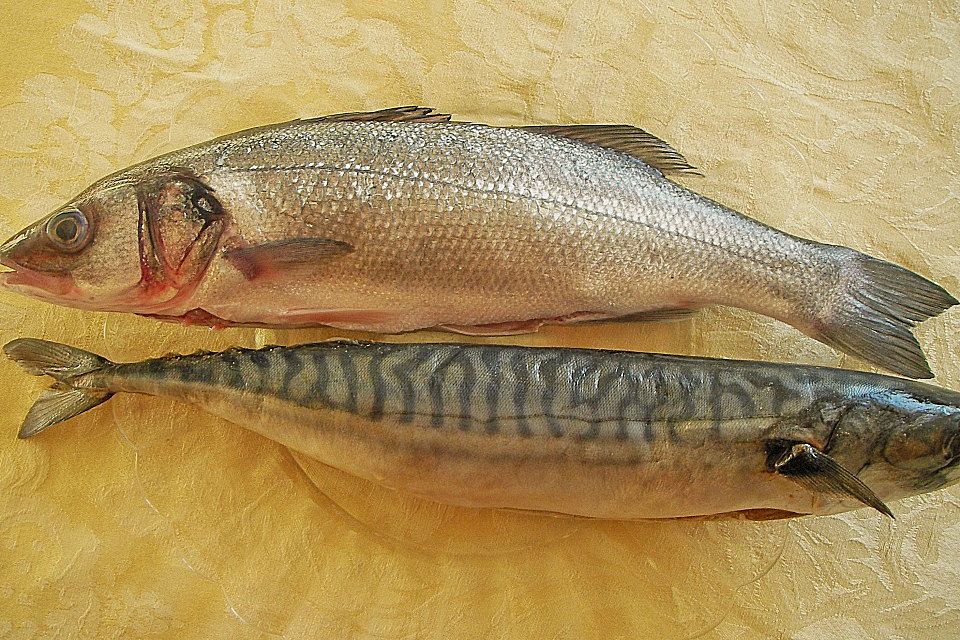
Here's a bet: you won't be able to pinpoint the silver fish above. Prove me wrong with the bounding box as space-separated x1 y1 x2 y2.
0 106 954 377
8 337 960 520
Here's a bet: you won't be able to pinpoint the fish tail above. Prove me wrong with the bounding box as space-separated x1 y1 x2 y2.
810 252 957 379
4 338 114 438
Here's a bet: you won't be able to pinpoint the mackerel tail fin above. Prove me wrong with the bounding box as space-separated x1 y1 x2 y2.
813 253 957 379
4 338 114 438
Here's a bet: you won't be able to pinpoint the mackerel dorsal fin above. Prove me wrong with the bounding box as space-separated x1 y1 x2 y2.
310 105 453 124
770 442 894 518
520 124 701 176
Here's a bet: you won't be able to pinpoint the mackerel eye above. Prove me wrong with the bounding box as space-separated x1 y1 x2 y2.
45 208 90 252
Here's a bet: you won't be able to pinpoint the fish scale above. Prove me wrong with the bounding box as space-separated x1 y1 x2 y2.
0 107 955 377
10 337 960 520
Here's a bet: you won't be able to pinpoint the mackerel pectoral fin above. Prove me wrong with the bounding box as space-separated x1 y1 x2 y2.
223 237 354 280
770 442 894 518
520 124 701 176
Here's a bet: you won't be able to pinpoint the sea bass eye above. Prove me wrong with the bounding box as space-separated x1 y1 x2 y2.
45 208 89 252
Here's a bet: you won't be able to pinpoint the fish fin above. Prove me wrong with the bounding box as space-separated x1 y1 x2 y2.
441 309 697 336
440 320 546 336
729 508 805 521
521 124 701 176
812 254 957 379
770 442 894 518
4 338 115 438
223 237 354 280
498 506 595 520
16 387 112 438
4 338 109 382
597 308 697 323
307 105 454 124
670 508 805 522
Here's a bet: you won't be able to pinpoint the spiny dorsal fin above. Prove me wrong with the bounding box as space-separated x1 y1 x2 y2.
302 108 699 175
520 124 701 176
770 442 894 518
310 106 453 124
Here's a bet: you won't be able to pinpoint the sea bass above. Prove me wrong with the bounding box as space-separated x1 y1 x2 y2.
8 338 960 520
0 106 954 378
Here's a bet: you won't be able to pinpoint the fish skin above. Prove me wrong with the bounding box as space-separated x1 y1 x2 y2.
0 107 955 377
7 338 960 520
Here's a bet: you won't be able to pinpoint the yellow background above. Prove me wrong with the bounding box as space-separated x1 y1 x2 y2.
2 1 959 637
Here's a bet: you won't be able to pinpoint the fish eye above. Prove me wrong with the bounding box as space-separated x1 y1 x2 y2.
45 208 90 252
192 192 217 217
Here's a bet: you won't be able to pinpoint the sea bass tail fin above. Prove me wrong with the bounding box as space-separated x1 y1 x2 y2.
4 338 114 438
814 253 957 379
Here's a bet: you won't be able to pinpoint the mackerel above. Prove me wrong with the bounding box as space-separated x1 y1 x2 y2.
8 338 960 519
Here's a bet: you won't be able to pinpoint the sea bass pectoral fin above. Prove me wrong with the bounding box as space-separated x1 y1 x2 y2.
520 124 701 176
813 253 957 379
223 237 354 280
4 338 115 438
769 441 894 518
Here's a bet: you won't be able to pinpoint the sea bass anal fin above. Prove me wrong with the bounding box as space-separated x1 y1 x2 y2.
592 307 696 323
768 441 893 518
224 237 354 280
521 124 701 176
441 308 696 336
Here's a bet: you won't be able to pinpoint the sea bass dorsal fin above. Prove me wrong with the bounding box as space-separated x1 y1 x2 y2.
309 105 453 124
520 124 701 176
770 442 894 518
223 237 354 280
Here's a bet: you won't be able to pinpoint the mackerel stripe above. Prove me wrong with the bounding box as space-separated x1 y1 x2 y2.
117 340 897 445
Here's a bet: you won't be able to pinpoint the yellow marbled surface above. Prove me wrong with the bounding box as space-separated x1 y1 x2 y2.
2 1 960 638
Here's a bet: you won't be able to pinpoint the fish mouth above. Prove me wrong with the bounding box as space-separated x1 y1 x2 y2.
0 233 76 299
0 267 75 299
0 227 29 266
0 232 26 289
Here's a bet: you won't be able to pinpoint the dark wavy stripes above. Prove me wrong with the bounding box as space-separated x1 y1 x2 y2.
143 342 818 443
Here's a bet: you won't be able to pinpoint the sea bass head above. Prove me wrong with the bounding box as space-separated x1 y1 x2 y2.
0 167 226 314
